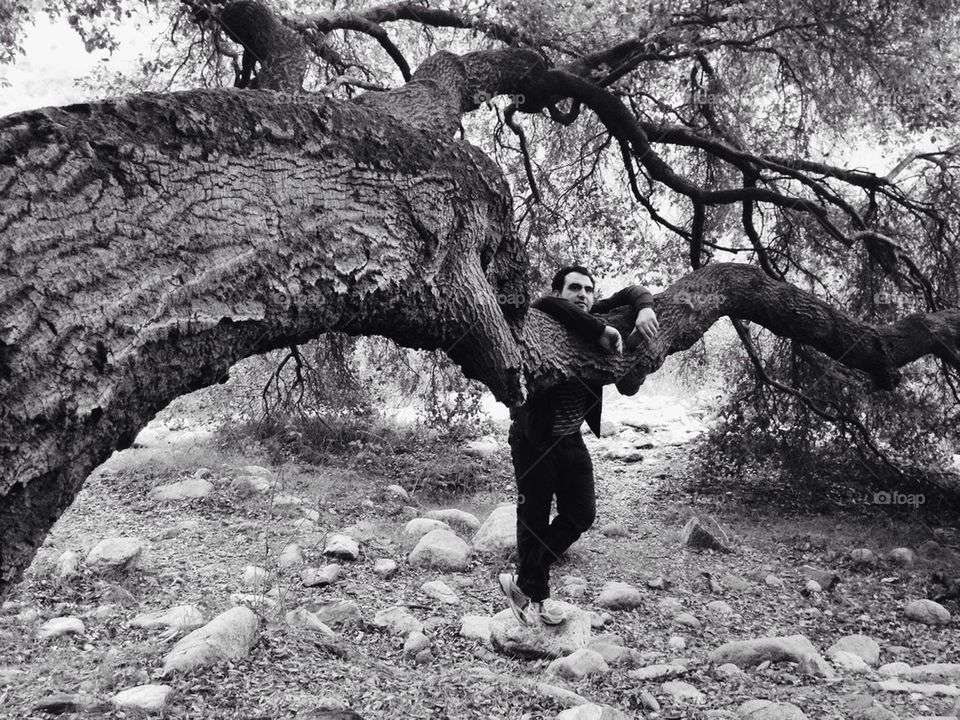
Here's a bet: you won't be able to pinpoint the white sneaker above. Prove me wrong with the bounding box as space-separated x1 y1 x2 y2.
498 573 531 626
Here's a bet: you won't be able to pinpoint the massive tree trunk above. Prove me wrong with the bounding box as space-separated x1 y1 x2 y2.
2 6 959 595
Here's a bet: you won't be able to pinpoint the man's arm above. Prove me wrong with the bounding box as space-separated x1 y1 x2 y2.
532 296 624 353
592 285 659 343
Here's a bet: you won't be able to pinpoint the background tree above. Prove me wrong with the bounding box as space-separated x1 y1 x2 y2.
2 0 959 593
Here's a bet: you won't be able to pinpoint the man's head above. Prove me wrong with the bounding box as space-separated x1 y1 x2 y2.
551 265 596 312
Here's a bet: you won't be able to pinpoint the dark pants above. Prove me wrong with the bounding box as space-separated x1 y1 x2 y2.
508 424 596 601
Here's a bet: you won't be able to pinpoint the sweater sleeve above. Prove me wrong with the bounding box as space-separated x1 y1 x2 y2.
532 296 608 339
591 285 654 314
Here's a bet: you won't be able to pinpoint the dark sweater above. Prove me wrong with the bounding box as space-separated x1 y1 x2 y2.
510 285 654 447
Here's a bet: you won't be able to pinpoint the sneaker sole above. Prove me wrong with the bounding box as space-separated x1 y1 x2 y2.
498 575 530 626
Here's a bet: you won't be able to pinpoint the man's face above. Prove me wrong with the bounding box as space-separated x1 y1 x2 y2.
555 271 595 312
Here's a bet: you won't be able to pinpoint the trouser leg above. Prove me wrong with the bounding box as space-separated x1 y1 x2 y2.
509 426 557 602
545 432 596 558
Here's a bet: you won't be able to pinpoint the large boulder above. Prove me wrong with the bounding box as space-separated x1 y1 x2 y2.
161 607 258 675
490 602 590 659
471 505 517 553
408 529 471 571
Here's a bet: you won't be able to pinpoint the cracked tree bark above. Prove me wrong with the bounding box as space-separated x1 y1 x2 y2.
2 3 959 595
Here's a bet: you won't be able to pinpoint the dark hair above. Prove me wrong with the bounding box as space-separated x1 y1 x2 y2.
551 265 595 292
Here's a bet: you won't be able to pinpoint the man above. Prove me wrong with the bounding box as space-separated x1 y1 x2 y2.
498 265 659 625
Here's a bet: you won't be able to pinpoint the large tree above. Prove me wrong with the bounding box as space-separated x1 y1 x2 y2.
2 0 959 594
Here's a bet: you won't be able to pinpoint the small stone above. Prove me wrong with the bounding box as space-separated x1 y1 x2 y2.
596 581 644 610
112 684 172 713
601 522 629 538
797 654 839 679
800 565 840 590
805 580 823 593
738 699 808 719
408 529 471 571
414 648 432 664
38 616 85 640
285 608 335 636
161 607 258 675
674 612 701 629
680 515 733 552
403 631 430 656
301 564 341 587
831 650 872 673
242 565 269 588
660 680 705 703
668 635 686 651
629 663 687 681
404 518 451 539
646 575 669 590
547 648 610 680
850 548 878 565
463 436 498 458
765 574 784 587
309 600 361 627
386 484 409 500
905 599 952 625
422 509 481 534
706 600 734 616
887 547 915 565
420 580 460 604
86 537 144 570
658 596 684 614
278 543 303 570
871 678 960 696
459 615 492 644
640 690 660 713
827 634 881 667
373 558 398 578
324 534 360 560
878 662 911 677
57 550 80 578
720 574 750 592
373 606 423 636
130 605 204 632
471 505 517 553
149 478 214 501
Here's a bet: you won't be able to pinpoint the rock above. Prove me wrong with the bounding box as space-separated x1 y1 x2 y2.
86 537 144 570
373 606 423 636
706 600 734 616
420 579 460 604
242 565 269 588
548 649 610 680
460 615 492 644
765 574 785 587
681 515 733 552
490 602 590 659
239 464 274 479
708 635 818 668
827 634 881 667
669 635 687 651
403 631 430 656
797 654 839 679
33 694 102 714
149 478 214 501
285 608 335 636
738 699 808 719
590 611 611 629
831 650 872 673
596 581 644 610
905 599 952 625
674 612 701 629
658 596 684 614
660 680 705 703
57 550 80 578
404 518 452 539
161 606 258 675
721 574 751 592
646 575 669 590
301 564 341 587
714 663 746 681
17 607 39 624
422 508 481 534
900 664 960 684
38 616 85 640
408 529 471 571
629 663 687 681
471 504 517 553
588 641 633 667
308 600 361 627
323 534 360 561
386 483 409 500
278 543 304 570
846 694 900 720
850 548 878 565
800 565 840 590
112 684 172 713
130 605 204 633
872 678 960 696
887 547 915 565
229 593 278 611
230 475 272 497
878 662 911 677
370 559 397 580
555 704 630 720
805 580 822 593
600 523 629 538
640 690 660 713
463 436 498 458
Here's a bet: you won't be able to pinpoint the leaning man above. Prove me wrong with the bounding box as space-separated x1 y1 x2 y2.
499 265 659 625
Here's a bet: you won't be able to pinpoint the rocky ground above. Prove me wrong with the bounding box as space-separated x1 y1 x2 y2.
1 392 959 719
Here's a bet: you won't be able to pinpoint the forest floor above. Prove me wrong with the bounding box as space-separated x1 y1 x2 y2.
1 389 959 720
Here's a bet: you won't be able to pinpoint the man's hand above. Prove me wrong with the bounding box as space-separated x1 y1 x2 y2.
598 325 623 354
634 307 659 341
